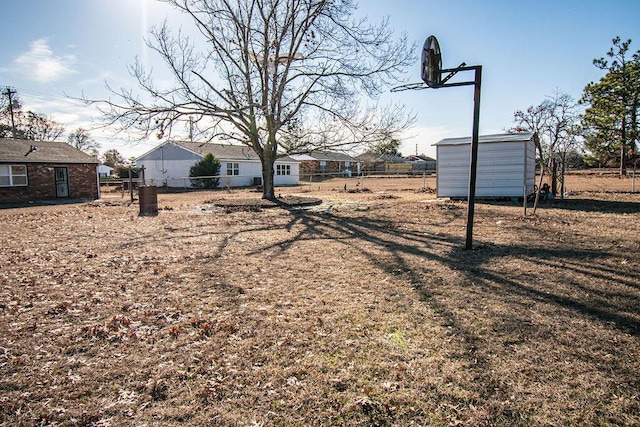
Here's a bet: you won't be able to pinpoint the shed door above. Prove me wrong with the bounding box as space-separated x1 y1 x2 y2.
54 167 69 198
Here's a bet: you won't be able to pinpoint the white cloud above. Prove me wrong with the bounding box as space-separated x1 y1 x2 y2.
14 38 77 83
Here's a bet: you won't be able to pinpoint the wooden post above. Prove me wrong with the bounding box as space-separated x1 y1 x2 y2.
129 168 134 203
533 166 545 216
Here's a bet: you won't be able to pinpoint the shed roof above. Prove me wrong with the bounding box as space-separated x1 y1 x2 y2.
0 138 99 164
434 132 535 146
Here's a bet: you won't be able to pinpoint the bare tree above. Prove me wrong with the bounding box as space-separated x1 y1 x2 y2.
68 128 101 157
2 88 66 141
101 149 126 167
512 90 581 199
15 111 66 141
89 0 415 199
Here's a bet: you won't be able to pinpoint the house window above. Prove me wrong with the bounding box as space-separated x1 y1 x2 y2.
0 164 28 187
276 164 291 176
319 160 327 170
226 162 239 175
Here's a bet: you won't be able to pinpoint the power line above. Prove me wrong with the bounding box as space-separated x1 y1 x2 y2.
0 85 90 114
7 86 87 106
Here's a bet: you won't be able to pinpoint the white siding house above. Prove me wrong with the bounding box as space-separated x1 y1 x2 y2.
97 164 114 178
135 141 299 188
434 132 536 199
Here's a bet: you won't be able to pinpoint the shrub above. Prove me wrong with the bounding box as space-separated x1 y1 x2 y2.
189 153 221 189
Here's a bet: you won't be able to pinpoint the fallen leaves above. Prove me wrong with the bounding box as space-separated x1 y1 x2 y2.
0 180 639 425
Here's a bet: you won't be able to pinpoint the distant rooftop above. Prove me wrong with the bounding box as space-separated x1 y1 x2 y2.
356 152 408 163
290 151 359 162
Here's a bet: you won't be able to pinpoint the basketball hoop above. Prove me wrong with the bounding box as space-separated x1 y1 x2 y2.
393 35 483 249
421 35 442 88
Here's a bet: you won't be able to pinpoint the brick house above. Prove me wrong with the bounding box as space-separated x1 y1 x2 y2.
404 154 437 174
289 151 361 179
0 138 100 204
356 152 412 174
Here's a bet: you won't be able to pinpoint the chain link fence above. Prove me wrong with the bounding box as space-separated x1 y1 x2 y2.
99 168 638 201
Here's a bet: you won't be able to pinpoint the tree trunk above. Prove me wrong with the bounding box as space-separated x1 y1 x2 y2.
261 152 276 200
621 116 627 176
551 157 558 196
560 157 566 200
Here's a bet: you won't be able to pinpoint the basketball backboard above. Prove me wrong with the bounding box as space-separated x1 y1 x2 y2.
421 35 442 88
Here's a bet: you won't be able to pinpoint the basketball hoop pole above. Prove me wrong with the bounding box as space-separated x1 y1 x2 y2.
465 65 482 250
393 35 483 249
437 66 483 249
424 64 483 249
430 65 483 250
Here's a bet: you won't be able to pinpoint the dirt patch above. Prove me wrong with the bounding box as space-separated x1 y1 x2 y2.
1 175 639 426
210 195 323 211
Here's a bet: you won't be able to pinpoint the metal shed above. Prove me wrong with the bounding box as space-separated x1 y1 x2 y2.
434 132 536 199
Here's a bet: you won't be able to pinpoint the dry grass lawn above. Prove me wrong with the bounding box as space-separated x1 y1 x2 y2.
1 171 639 426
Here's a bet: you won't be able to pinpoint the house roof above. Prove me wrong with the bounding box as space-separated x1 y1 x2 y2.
137 140 298 162
290 151 359 162
434 132 535 146
174 141 260 160
0 138 99 164
405 155 436 162
356 152 409 163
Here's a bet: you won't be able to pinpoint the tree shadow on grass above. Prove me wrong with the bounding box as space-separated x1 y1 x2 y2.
278 208 640 417
121 204 640 337
483 197 640 214
240 207 637 421
542 198 640 214
253 209 640 336
118 203 639 422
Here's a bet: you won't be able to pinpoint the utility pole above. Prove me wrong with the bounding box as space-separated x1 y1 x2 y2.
2 87 18 139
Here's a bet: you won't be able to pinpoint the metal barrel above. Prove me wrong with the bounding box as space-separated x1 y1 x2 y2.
138 185 158 216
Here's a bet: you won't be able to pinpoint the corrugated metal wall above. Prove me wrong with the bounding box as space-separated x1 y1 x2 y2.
436 140 535 198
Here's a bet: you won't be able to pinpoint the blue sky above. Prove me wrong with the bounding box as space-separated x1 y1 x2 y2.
1 0 639 159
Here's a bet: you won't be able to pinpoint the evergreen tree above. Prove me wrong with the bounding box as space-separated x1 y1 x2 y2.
581 37 640 174
189 153 221 189
368 138 403 156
